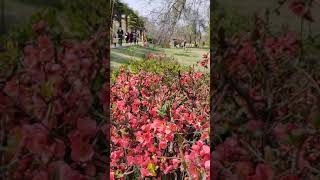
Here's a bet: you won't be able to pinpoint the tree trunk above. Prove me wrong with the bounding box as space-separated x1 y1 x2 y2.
194 33 197 47
125 15 128 32
140 29 143 41
118 19 122 28
199 31 202 47
117 13 122 28
0 0 5 34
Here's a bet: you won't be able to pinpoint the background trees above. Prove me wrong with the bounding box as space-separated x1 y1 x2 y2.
145 0 209 47
112 0 145 32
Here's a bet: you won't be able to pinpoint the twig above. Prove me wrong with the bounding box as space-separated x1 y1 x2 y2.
296 67 320 95
179 146 191 180
239 139 267 164
226 77 259 120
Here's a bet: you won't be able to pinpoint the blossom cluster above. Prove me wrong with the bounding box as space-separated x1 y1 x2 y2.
110 59 210 179
1 21 109 179
144 52 170 61
212 2 320 178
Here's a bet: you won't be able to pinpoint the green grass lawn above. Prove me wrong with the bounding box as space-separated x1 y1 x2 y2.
111 45 209 71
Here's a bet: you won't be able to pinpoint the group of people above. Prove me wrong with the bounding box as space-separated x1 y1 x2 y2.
172 38 206 49
113 27 140 47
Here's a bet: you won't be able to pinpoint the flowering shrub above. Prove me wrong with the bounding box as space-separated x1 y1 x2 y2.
144 52 172 61
110 57 210 179
0 21 110 179
212 1 320 179
198 53 209 68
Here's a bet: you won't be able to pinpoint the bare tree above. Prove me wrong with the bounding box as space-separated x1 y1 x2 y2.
146 0 209 46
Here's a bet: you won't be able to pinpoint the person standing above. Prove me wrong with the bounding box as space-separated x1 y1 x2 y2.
129 31 133 44
113 35 118 47
125 32 129 43
132 30 137 45
136 31 140 44
117 27 124 46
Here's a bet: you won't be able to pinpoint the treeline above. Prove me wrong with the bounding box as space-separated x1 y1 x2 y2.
17 0 62 7
0 0 61 35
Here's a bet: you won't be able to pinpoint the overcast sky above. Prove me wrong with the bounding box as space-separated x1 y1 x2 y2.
121 0 161 16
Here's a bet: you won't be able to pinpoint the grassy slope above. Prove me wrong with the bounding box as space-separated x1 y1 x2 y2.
161 47 208 67
111 45 159 68
111 45 209 71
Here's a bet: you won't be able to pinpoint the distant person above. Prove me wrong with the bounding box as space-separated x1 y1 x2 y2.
113 35 118 47
125 32 129 43
132 30 137 45
129 32 133 44
143 37 148 47
136 31 139 44
117 27 124 46
173 39 178 48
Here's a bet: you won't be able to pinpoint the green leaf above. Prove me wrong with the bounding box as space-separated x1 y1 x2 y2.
157 102 168 117
92 72 104 92
147 162 157 176
40 81 54 101
115 173 124 178
289 128 308 147
312 114 320 129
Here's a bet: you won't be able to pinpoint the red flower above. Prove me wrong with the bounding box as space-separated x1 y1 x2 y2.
247 164 274 180
202 145 210 154
280 175 300 180
69 132 94 162
159 141 167 149
289 0 314 21
76 117 97 137
32 170 49 180
22 124 50 155
235 161 254 177
204 160 210 170
3 76 20 98
32 20 48 33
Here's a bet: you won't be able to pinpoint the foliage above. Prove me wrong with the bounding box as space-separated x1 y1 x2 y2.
1 0 111 44
16 0 62 7
110 54 210 179
111 54 189 84
61 0 111 39
128 13 145 30
210 1 253 45
212 0 320 179
0 14 110 179
112 0 144 30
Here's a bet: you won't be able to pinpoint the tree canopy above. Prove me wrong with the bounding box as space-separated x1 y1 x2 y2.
112 0 145 30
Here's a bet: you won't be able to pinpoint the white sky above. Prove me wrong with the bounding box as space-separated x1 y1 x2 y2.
120 0 162 16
